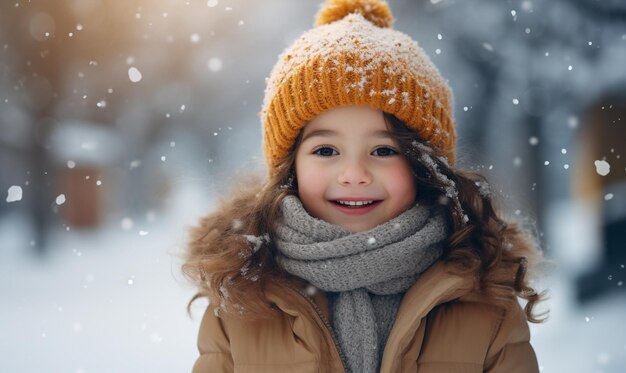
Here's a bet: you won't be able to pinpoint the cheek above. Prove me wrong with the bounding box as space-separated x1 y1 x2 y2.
384 163 416 204
295 159 328 200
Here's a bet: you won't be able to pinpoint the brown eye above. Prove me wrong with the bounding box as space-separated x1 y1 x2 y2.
313 147 338 157
372 147 398 156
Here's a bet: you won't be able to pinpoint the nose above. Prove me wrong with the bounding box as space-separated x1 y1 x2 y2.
337 158 372 186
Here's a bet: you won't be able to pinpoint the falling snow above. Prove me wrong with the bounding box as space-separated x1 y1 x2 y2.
6 186 23 203
128 67 142 82
594 160 610 176
129 160 141 169
0 2 625 372
208 58 223 72
121 218 134 230
55 194 66 205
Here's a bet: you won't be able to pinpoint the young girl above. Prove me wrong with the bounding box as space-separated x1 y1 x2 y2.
183 1 548 372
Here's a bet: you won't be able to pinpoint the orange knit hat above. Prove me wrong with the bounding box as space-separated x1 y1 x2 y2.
259 0 456 176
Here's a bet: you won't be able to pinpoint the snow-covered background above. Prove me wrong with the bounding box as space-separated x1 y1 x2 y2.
1 0 625 372
1 184 624 373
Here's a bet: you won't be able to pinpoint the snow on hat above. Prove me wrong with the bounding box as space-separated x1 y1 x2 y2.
259 0 456 176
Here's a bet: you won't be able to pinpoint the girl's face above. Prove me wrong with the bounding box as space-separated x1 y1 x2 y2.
294 105 416 233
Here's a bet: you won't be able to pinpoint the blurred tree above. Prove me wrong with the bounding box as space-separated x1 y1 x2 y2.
0 1 77 254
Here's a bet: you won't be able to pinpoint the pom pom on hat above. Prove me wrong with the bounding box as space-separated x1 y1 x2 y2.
315 0 394 28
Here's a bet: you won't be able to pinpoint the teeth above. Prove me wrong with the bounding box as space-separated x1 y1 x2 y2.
337 200 375 206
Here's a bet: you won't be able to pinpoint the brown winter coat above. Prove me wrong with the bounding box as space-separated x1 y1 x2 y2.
192 260 539 373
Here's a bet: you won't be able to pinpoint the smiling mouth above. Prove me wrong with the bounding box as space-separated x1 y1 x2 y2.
330 200 383 208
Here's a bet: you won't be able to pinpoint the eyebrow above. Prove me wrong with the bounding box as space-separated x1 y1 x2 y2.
301 129 393 143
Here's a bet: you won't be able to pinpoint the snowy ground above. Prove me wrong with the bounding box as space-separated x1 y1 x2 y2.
0 185 208 373
0 189 624 372
529 268 626 373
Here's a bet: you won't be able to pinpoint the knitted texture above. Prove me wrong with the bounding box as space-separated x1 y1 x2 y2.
259 0 456 177
274 195 449 373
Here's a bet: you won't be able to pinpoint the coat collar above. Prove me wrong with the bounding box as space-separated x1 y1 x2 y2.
380 260 477 371
264 260 481 372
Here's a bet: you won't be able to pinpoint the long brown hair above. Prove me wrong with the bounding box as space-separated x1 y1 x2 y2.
182 111 550 323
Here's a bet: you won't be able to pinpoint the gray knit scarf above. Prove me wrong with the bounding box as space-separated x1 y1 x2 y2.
274 195 449 373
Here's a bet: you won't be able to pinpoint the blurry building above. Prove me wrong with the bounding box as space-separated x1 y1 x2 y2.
416 0 626 303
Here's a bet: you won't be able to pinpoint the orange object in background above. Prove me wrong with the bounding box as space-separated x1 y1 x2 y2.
56 166 103 228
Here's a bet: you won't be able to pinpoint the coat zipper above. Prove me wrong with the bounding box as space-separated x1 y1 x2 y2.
286 284 349 373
